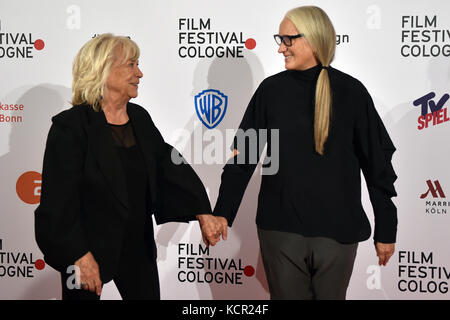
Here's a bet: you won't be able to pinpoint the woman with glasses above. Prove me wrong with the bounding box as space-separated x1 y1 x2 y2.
213 6 398 299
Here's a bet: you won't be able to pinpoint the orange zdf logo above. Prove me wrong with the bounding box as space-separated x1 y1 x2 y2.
16 171 41 204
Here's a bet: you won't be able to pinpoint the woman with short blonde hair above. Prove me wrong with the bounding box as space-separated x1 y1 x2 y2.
35 33 218 300
72 34 140 111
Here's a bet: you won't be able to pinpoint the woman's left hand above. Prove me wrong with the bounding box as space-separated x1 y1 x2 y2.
375 242 395 266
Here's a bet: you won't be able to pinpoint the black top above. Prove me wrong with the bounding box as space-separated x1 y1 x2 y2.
108 121 148 226
108 120 136 148
108 121 153 254
213 64 398 244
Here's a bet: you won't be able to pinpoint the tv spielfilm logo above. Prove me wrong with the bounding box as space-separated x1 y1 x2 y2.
195 89 227 129
415 92 450 130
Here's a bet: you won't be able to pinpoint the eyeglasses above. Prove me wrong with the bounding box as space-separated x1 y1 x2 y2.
273 34 304 47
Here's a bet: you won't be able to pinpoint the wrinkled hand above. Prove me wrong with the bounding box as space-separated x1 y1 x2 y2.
74 251 102 295
196 214 220 247
215 216 228 241
375 242 395 266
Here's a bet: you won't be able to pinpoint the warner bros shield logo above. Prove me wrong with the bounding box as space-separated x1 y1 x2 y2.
195 89 228 129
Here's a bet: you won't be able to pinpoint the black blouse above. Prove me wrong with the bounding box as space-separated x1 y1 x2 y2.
108 121 149 235
213 64 398 244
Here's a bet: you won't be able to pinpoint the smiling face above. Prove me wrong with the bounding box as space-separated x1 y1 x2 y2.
104 46 143 102
278 17 318 71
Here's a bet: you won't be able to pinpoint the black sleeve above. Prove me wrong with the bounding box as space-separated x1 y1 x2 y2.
354 89 398 243
213 83 267 226
150 119 212 225
34 121 89 272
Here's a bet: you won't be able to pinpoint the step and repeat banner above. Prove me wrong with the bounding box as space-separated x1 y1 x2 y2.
0 0 449 300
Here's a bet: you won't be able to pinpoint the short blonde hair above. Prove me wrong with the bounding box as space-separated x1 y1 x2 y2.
286 6 336 155
71 33 140 111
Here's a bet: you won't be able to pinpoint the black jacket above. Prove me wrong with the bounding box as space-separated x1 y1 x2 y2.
34 102 211 282
214 64 398 244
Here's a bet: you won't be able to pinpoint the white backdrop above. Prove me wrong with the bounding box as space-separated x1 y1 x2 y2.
1 0 449 300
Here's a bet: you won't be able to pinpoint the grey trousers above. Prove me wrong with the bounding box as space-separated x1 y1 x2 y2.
257 228 358 300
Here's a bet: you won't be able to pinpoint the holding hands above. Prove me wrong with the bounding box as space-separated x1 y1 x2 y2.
196 215 228 247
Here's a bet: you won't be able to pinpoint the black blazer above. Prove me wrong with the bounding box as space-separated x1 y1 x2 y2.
34 102 211 282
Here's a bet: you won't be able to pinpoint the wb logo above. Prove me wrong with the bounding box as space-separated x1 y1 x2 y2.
195 89 227 129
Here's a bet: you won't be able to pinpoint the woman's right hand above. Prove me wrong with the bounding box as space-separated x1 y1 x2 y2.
196 214 221 247
74 251 102 296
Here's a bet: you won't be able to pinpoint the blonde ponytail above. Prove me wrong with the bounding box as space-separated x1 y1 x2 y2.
314 68 332 154
286 6 336 155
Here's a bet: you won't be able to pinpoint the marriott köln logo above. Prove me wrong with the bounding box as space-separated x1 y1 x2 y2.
420 179 448 215
0 20 45 59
